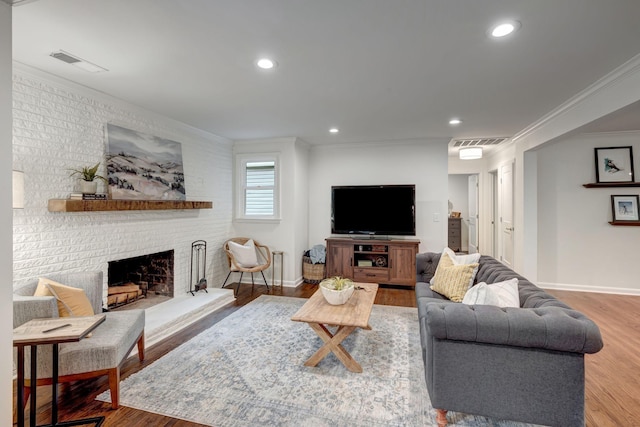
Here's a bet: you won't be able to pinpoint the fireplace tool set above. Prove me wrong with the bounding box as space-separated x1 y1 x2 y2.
189 240 208 295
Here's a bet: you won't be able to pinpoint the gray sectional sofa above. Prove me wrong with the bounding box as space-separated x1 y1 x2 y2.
415 252 603 427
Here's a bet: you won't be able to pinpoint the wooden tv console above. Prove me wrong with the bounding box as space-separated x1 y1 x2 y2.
325 237 420 287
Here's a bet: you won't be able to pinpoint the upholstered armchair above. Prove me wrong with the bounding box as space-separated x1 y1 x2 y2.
13 271 145 409
222 237 271 296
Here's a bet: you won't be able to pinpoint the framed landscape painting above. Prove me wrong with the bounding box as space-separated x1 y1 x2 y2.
594 146 635 183
611 195 639 222
106 124 186 200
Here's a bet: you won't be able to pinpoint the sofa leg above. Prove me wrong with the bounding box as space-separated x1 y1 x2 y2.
436 409 448 427
108 367 120 409
137 332 145 361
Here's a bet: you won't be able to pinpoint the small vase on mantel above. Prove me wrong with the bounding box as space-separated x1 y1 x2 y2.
80 180 98 195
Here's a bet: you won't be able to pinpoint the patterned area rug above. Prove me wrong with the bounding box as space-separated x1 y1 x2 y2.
97 295 537 426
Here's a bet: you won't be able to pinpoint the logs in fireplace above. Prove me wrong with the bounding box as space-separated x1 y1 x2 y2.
107 250 174 309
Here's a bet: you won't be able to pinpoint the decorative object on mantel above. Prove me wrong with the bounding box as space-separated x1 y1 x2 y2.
319 276 355 305
594 146 635 183
68 162 108 194
611 194 640 222
69 192 108 200
106 123 186 201
189 240 208 296
47 199 212 212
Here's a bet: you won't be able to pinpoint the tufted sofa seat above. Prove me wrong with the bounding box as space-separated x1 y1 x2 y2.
416 252 603 427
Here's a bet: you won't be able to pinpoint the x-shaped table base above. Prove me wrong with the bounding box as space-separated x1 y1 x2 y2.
304 323 371 373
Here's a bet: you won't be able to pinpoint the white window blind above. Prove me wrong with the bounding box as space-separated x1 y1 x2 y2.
244 161 275 216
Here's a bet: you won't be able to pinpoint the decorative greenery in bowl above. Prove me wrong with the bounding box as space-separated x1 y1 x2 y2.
319 276 355 305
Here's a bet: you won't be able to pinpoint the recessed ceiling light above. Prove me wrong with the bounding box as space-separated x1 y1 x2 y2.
329 128 339 134
449 118 462 125
256 58 277 69
489 21 520 38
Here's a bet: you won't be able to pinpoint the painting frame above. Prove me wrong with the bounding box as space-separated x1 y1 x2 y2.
594 146 635 183
106 123 186 201
611 195 640 222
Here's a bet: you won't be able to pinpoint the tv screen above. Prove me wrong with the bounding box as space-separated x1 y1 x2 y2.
331 185 416 236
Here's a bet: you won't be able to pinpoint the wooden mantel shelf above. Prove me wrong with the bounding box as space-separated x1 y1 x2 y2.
583 182 640 188
48 199 213 212
608 221 640 226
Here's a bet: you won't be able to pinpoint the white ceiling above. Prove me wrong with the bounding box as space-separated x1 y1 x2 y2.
11 0 640 151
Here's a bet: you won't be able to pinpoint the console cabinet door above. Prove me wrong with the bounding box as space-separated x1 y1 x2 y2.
389 245 416 285
326 243 353 278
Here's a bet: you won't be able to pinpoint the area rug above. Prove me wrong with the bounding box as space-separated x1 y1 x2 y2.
97 295 538 426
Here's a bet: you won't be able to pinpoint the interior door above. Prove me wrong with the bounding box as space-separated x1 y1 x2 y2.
500 162 515 268
467 174 479 254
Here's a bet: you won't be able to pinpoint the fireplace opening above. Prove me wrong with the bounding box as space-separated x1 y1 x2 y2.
107 250 174 310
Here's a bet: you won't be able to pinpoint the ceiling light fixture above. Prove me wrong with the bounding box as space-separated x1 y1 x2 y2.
50 50 108 73
329 128 339 134
489 21 521 38
459 147 483 160
256 58 277 69
449 118 462 125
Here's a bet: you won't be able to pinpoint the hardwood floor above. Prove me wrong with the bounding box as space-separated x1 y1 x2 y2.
13 284 638 426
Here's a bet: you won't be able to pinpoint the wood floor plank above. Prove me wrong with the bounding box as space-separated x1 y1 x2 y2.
13 284 636 426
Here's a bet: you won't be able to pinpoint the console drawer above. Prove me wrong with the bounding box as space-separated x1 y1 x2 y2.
353 268 389 282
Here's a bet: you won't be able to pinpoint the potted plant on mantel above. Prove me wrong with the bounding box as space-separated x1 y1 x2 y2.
69 162 108 194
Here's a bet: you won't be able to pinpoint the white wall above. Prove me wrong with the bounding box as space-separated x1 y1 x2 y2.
536 131 640 294
1 3 13 423
448 174 470 251
12 66 234 302
232 137 308 285
308 139 450 253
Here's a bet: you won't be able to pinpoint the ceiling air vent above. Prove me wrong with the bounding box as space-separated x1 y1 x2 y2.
50 51 81 64
452 137 509 148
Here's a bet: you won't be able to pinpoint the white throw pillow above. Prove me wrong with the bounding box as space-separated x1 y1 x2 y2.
228 239 259 268
430 247 481 288
462 277 520 307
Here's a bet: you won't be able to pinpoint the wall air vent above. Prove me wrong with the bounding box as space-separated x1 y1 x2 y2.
452 137 509 148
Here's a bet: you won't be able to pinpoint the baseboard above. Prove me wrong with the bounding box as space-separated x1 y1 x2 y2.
538 281 640 296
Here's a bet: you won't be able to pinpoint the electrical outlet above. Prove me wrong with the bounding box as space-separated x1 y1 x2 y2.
433 213 440 222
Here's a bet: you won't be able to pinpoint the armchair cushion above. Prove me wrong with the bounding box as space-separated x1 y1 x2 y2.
34 277 95 317
228 239 259 268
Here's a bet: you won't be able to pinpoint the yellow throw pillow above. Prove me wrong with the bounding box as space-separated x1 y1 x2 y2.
34 278 95 317
430 254 479 302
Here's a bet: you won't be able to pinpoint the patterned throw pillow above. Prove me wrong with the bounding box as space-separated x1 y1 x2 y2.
430 247 480 288
430 253 479 302
34 277 95 317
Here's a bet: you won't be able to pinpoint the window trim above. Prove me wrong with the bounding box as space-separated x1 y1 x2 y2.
235 153 281 221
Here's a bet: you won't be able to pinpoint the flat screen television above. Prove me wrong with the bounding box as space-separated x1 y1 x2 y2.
331 185 416 236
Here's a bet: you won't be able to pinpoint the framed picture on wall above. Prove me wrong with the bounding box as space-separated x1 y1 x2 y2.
611 195 640 222
595 146 635 183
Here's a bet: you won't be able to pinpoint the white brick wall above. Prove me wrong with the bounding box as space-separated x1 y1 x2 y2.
12 66 234 306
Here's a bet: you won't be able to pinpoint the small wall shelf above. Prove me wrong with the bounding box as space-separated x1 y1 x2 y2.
48 199 213 212
609 221 640 226
583 182 640 188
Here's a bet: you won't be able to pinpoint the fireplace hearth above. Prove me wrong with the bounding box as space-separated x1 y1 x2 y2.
108 250 174 309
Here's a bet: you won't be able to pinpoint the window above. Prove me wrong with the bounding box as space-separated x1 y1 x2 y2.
236 155 280 221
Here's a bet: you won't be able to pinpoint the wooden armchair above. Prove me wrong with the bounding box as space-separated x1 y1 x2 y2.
222 237 271 296
13 271 145 409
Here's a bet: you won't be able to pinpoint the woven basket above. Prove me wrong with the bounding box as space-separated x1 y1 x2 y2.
302 255 325 284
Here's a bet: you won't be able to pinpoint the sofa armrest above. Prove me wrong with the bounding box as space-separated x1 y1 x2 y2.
13 295 59 328
425 303 603 354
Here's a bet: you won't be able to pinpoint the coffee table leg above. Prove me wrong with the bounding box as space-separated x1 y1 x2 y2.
305 323 362 373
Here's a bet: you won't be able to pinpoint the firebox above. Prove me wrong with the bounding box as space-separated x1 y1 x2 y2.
107 250 174 309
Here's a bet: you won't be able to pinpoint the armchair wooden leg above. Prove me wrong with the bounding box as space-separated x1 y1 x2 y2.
108 367 120 409
137 333 145 361
436 409 448 427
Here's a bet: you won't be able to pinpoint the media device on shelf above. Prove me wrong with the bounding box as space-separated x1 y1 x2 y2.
331 184 416 237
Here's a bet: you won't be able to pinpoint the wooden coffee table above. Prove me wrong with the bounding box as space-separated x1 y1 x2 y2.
291 282 378 373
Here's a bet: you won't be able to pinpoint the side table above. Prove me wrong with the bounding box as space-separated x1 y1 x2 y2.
272 250 284 288
13 315 107 427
